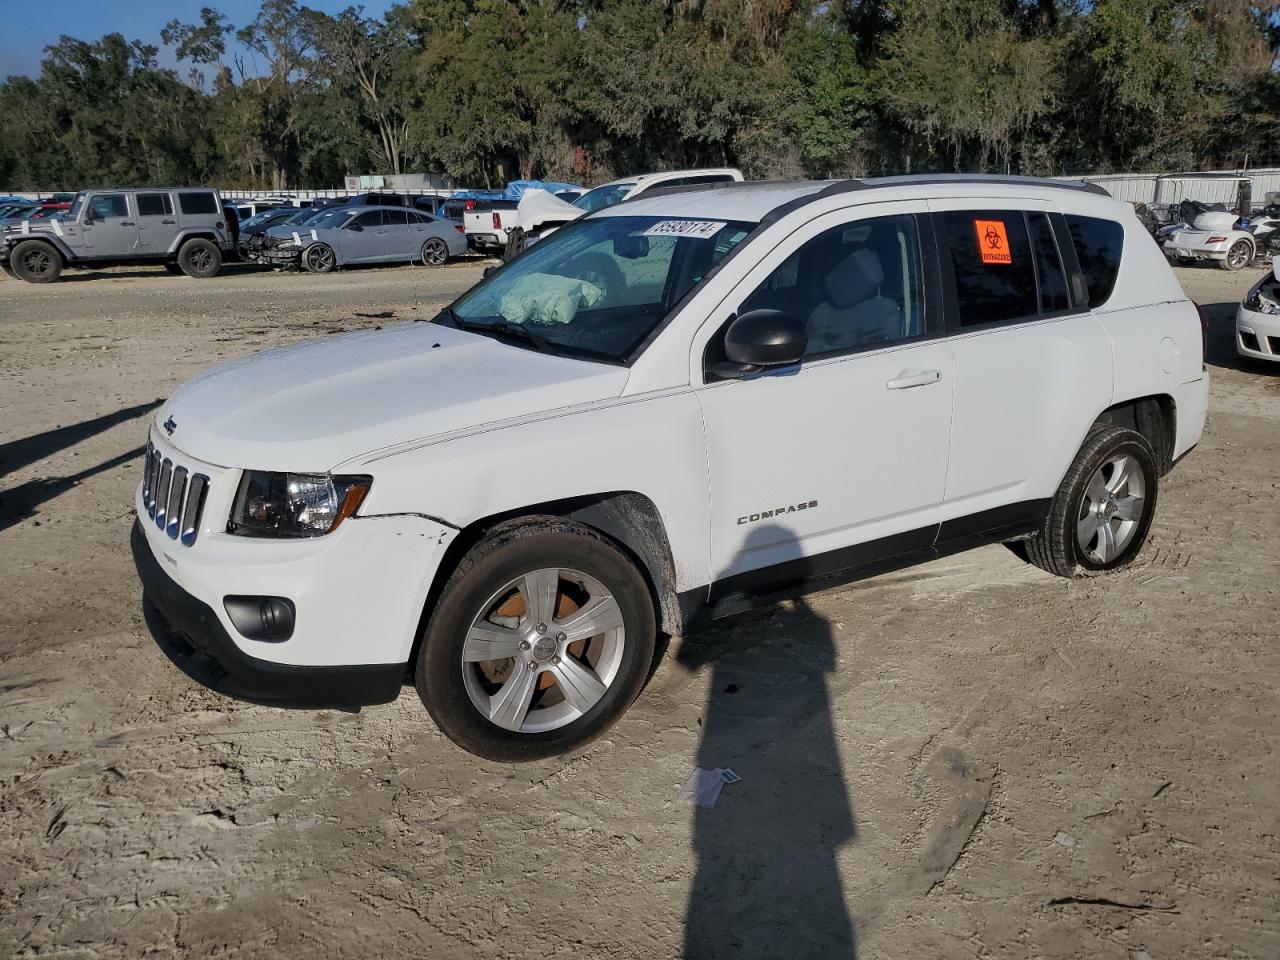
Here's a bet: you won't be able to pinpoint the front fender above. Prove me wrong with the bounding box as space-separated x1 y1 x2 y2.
343 390 713 594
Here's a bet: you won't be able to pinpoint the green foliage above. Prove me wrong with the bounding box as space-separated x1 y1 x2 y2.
0 0 1274 191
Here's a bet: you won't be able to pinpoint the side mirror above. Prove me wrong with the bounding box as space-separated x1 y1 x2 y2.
723 308 807 368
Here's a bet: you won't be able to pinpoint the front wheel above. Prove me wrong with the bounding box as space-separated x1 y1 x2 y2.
1024 426 1158 578
1221 239 1253 271
177 238 222 278
420 238 449 266
416 518 656 761
9 240 62 283
303 243 335 273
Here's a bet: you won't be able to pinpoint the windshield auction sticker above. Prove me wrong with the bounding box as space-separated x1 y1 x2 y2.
643 220 727 239
974 219 1012 264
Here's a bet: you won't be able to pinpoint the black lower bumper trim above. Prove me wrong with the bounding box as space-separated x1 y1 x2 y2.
132 520 404 709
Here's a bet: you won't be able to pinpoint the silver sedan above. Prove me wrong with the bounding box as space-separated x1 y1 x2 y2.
289 205 468 273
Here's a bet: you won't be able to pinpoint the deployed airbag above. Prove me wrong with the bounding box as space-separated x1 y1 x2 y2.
499 272 604 325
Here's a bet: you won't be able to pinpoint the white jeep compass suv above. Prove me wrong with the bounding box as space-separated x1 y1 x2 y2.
132 176 1209 761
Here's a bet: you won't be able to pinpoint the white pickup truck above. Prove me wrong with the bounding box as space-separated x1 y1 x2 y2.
462 200 521 253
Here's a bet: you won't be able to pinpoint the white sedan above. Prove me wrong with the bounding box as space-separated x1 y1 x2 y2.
1238 265 1280 363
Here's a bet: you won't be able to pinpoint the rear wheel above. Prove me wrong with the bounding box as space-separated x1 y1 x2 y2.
421 237 449 266
1024 426 1158 578
1221 239 1253 271
416 518 656 761
9 240 62 283
303 243 335 273
177 238 222 278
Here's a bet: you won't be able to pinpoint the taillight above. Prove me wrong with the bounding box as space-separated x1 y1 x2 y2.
455 224 464 233
465 199 475 211
492 211 502 229
1206 236 1227 243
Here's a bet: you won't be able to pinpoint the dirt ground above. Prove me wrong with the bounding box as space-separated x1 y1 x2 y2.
0 257 1276 960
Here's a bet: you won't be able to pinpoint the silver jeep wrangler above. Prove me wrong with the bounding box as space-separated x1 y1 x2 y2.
0 188 234 283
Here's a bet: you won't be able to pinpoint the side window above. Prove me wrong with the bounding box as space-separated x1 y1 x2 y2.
941 211 1038 326
88 194 128 219
178 191 218 215
383 209 409 226
1065 215 1124 309
1028 213 1069 313
740 214 925 358
353 210 383 228
137 193 172 217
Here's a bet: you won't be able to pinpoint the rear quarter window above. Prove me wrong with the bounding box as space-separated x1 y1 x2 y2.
179 192 219 215
1065 215 1124 309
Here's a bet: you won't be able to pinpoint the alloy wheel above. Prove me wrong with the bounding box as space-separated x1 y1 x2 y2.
461 567 625 733
1076 453 1146 564
422 239 448 266
23 249 51 276
307 246 333 271
1227 240 1251 270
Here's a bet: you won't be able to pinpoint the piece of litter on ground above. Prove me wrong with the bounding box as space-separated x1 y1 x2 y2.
1053 831 1078 848
1134 951 1153 960
678 767 741 807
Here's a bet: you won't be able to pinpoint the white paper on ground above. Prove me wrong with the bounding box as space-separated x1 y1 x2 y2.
678 767 742 807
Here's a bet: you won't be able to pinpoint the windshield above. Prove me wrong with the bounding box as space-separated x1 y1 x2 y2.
311 208 353 229
572 184 633 213
68 192 85 220
448 214 752 363
285 208 321 225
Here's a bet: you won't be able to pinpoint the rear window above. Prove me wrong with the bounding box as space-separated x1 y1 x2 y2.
1065 215 1124 308
941 211 1039 326
137 193 172 217
179 191 219 215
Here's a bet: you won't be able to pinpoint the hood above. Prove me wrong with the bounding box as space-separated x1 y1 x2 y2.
156 322 629 472
516 189 584 232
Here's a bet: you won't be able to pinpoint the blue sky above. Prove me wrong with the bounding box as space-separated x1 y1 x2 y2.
0 0 399 80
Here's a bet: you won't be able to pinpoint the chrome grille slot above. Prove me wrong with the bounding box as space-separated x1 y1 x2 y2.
180 475 208 546
166 466 188 539
154 459 173 529
142 442 210 547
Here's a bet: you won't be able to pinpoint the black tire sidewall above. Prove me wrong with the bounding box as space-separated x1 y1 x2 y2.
178 238 221 278
11 240 61 283
1065 432 1158 573
417 526 656 762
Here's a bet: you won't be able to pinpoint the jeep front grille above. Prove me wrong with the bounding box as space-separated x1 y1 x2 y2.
142 442 209 546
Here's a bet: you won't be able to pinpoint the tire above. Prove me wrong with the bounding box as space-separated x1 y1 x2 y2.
421 237 449 266
1024 426 1158 578
416 518 657 762
303 243 336 273
177 238 222 278
163 262 184 275
9 240 62 283
1221 239 1253 271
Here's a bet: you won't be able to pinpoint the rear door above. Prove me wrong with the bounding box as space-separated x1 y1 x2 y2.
926 199 1112 536
136 192 180 253
380 208 411 261
79 192 139 257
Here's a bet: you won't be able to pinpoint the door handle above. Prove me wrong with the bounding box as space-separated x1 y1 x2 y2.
886 369 942 390
161 219 176 224
120 221 135 226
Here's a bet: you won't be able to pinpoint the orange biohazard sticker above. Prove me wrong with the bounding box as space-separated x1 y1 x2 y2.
974 219 1012 265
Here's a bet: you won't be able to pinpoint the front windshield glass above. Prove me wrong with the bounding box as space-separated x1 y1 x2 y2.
572 184 633 213
68 192 85 220
449 214 752 363
286 208 319 225
311 208 352 229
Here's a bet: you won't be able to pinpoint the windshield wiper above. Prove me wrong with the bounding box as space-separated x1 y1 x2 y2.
443 313 555 354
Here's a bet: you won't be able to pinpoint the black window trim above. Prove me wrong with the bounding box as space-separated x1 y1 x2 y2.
1026 210 1075 320
934 208 1090 336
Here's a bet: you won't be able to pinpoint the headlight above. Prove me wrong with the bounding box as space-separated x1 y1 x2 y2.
1244 278 1280 315
229 471 371 538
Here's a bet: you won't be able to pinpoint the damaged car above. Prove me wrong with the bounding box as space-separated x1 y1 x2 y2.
1238 262 1280 363
256 204 466 272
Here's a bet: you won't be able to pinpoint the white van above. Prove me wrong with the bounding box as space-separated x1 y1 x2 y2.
132 175 1208 760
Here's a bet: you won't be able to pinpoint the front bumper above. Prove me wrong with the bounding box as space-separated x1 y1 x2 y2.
133 520 404 707
1236 303 1280 362
256 244 301 266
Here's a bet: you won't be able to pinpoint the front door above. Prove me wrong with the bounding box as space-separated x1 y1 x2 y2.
79 193 140 257
694 204 954 596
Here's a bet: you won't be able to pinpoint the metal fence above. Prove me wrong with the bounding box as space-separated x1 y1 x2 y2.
1068 168 1280 205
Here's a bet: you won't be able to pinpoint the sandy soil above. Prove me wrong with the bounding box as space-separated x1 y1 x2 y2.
0 259 1277 959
